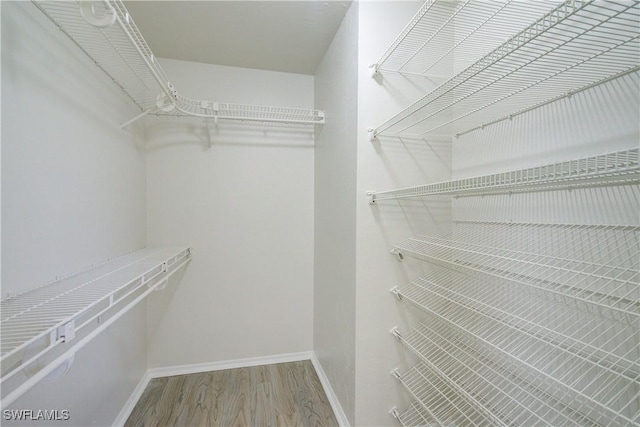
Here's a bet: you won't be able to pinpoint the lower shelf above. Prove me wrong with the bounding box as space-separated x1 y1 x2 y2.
393 222 640 323
392 363 494 426
0 247 191 409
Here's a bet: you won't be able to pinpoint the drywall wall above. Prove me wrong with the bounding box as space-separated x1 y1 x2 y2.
354 1 452 425
1 2 147 425
313 3 358 424
145 58 315 368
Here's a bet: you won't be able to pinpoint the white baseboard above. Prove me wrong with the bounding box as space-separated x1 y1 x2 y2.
311 352 351 427
114 351 350 426
147 351 313 378
113 370 152 427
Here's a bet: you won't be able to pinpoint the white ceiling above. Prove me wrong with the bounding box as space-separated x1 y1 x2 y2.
124 1 351 75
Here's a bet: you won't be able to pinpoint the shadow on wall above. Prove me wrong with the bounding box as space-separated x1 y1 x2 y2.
143 117 316 152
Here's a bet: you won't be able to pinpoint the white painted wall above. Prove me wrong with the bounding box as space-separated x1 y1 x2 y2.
354 2 451 425
145 58 315 368
313 3 358 425
1 2 147 425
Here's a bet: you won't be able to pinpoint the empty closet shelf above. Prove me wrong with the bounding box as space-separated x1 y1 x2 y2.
392 276 639 417
369 148 639 202
392 363 495 426
371 0 640 138
0 247 191 409
391 322 628 426
396 268 639 374
32 1 325 127
393 227 640 322
372 0 560 77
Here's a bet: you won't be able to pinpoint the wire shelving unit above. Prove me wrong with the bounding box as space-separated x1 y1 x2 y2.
370 0 640 139
391 363 495 426
368 148 640 203
32 1 324 129
392 222 640 323
0 247 191 409
371 0 562 77
389 222 639 425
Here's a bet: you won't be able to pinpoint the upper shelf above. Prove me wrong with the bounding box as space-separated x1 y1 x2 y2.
371 0 640 139
1 247 191 409
372 0 562 78
32 1 324 128
369 148 640 203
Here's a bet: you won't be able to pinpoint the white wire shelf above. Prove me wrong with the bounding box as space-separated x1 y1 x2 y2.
372 0 561 77
32 1 324 128
369 148 639 203
371 0 640 139
0 247 191 409
391 320 629 426
393 222 640 324
392 363 495 426
391 402 434 427
391 266 639 424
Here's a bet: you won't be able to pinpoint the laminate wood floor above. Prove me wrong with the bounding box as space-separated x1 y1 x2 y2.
125 360 339 427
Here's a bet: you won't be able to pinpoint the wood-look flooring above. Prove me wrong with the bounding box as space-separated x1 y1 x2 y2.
125 360 339 427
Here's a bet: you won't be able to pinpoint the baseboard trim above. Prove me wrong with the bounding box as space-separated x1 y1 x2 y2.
113 370 152 427
311 352 351 427
147 351 314 379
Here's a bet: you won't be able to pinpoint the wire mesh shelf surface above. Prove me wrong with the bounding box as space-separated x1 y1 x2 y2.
32 1 324 127
393 222 640 323
372 0 640 138
1 247 191 408
370 148 640 202
373 0 562 77
391 222 639 425
393 363 496 426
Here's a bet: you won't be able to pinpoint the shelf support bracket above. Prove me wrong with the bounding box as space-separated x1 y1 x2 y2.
390 286 403 301
367 128 377 142
391 248 404 261
389 407 400 420
369 64 379 78
367 191 376 205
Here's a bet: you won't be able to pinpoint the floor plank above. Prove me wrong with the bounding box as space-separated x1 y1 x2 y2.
125 360 338 427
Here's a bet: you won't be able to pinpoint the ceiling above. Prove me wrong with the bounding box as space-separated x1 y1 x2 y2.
124 1 352 75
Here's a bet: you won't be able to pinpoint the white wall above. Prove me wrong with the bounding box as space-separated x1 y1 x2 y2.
1 2 147 425
145 58 315 368
313 3 358 424
354 2 451 425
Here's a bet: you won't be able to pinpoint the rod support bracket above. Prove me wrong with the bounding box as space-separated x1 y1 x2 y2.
367 128 377 142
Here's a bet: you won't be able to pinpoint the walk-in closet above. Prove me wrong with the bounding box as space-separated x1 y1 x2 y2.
2 0 639 426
